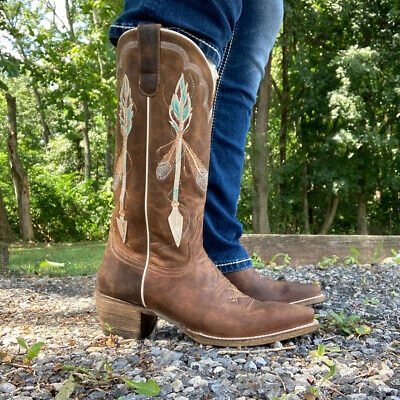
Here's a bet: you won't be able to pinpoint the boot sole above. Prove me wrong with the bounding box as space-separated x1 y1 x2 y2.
95 290 318 347
183 319 319 347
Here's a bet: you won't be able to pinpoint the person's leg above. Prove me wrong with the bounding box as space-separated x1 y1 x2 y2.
204 0 282 271
109 0 243 68
203 0 325 305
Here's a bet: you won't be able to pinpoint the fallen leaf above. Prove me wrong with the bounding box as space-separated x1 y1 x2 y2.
55 375 76 400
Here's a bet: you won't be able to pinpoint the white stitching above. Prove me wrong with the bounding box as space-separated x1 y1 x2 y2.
141 97 151 308
210 27 235 135
171 28 221 66
215 257 251 268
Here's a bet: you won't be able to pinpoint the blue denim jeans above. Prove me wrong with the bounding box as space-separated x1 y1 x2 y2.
109 0 284 273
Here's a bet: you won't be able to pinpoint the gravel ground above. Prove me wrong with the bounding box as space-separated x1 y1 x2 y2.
0 262 399 400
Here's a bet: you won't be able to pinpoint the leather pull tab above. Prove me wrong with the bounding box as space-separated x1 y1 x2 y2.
138 24 161 97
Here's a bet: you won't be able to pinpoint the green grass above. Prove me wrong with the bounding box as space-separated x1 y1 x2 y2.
8 242 105 276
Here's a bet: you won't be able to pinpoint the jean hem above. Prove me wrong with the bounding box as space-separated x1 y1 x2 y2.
216 258 253 274
109 24 221 67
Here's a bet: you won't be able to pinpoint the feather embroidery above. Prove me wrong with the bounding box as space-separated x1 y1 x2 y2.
116 74 134 243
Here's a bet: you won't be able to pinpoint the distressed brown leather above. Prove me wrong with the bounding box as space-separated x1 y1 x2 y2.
96 25 317 345
225 268 326 306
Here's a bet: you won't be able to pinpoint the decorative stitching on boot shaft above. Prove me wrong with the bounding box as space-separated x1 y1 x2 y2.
115 74 135 243
156 74 208 247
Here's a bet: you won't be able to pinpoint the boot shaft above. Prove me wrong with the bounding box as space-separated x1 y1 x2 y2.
111 25 215 266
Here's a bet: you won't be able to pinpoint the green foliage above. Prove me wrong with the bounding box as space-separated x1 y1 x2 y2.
28 168 113 242
309 344 340 367
308 364 337 399
251 252 265 269
122 376 161 397
307 344 338 398
58 359 160 398
343 247 361 265
239 0 400 235
0 0 118 242
327 310 371 336
269 252 291 269
372 240 384 263
16 337 45 364
317 255 339 269
1 0 399 239
391 249 400 263
363 297 380 305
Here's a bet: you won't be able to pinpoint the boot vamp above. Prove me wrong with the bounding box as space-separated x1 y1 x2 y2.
144 253 315 339
226 268 323 304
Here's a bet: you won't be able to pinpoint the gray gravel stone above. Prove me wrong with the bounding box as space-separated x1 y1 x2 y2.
0 383 16 393
1 264 399 399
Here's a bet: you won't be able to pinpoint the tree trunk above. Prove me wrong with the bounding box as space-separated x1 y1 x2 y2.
82 100 91 180
0 189 16 242
251 55 272 234
357 192 368 234
65 0 76 39
318 194 339 234
280 13 289 166
105 115 115 178
6 93 35 240
301 163 310 233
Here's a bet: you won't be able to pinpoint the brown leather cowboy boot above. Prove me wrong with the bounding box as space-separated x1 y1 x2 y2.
225 269 326 306
95 24 318 347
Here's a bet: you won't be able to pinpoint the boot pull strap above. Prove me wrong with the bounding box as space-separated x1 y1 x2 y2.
138 24 161 97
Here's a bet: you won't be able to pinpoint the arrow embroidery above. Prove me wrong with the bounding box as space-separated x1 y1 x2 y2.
156 74 208 247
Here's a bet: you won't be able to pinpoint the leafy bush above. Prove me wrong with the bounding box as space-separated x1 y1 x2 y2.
29 167 113 242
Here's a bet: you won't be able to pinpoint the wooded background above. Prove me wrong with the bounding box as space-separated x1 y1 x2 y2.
0 0 399 243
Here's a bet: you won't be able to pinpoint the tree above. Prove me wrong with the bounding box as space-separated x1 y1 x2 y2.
0 188 16 242
0 0 120 241
251 56 273 234
242 0 400 235
1 0 398 240
6 93 34 240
